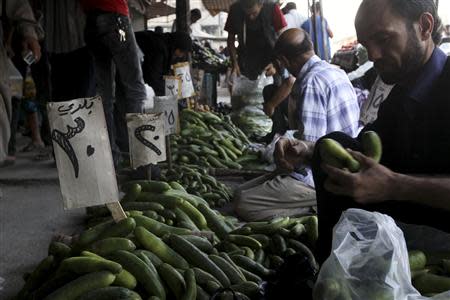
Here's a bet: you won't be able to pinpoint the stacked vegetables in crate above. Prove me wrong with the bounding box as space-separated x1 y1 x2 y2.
161 165 233 207
171 109 257 170
16 181 319 300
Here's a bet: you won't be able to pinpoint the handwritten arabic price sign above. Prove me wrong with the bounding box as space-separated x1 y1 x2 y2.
360 76 394 126
164 75 182 99
172 62 196 99
150 95 179 135
47 97 119 210
127 113 167 169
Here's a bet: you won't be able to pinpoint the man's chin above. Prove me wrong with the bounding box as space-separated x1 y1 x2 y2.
378 72 401 85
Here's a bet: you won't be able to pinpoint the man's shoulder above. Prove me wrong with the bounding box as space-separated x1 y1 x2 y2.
305 60 349 84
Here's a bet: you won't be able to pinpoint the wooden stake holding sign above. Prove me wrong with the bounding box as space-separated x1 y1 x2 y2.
149 95 180 170
47 97 126 221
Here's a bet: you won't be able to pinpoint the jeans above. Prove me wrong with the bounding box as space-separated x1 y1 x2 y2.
312 132 450 264
85 12 146 166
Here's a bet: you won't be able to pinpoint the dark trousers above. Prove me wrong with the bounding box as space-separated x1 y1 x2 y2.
50 47 96 102
312 132 450 264
263 84 289 141
85 12 146 166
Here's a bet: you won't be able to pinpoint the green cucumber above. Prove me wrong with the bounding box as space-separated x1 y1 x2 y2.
77 286 142 300
209 254 245 284
158 263 186 300
59 256 122 275
169 234 230 287
97 217 136 240
181 269 197 300
89 238 136 256
43 271 115 300
109 250 166 299
135 226 189 269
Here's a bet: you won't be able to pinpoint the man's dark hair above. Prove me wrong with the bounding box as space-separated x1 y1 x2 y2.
274 30 314 60
283 2 296 14
170 32 192 52
387 0 443 45
240 0 264 11
190 8 202 23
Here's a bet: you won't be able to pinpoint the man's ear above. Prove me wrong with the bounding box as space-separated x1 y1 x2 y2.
418 12 434 41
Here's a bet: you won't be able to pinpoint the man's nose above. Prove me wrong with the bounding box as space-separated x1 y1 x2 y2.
367 46 382 62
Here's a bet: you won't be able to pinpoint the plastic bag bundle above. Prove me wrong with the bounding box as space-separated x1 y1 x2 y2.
230 74 273 138
313 209 450 300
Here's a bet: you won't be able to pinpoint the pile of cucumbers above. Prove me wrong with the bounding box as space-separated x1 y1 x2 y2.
314 250 450 299
16 181 319 300
161 165 233 207
170 109 260 170
410 250 450 296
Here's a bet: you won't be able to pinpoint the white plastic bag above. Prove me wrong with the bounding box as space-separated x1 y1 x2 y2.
313 209 450 300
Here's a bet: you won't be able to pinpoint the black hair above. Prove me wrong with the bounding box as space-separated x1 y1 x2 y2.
190 8 202 22
240 0 264 11
274 30 314 60
170 32 192 52
283 2 296 14
387 0 443 45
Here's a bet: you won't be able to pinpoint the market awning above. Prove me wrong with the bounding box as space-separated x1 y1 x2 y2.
202 0 236 16
144 1 177 19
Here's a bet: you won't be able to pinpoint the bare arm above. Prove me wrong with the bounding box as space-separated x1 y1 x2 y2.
227 33 240 76
327 25 334 39
323 150 450 212
6 0 41 60
264 76 295 117
392 174 450 211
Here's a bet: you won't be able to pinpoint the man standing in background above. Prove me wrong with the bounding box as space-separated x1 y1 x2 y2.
302 2 333 61
0 0 41 165
283 2 307 30
225 0 287 81
80 0 147 167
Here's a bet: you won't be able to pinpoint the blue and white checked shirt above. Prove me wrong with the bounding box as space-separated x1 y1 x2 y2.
290 55 360 186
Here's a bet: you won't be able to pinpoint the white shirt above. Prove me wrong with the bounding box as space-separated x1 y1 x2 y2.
284 9 307 30
190 22 216 39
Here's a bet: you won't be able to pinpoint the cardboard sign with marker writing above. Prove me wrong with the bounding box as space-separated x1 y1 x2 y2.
360 76 394 126
127 113 167 169
150 95 179 135
47 97 119 210
172 62 196 99
164 75 182 99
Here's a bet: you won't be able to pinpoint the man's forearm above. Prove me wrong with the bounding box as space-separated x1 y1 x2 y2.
268 79 294 108
227 35 238 68
392 173 450 211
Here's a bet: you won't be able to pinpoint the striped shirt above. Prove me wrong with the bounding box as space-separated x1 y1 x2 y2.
290 55 360 186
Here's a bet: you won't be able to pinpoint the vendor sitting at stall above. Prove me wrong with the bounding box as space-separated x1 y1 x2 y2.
275 0 450 264
226 0 294 142
134 31 192 96
234 28 360 221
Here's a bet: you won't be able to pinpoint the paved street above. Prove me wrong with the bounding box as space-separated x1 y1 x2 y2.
0 136 85 299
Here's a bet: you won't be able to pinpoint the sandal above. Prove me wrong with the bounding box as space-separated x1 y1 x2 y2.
33 147 53 161
22 142 45 152
0 156 15 167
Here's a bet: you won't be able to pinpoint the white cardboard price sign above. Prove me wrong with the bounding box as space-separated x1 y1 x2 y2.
164 75 182 99
127 113 166 169
172 62 196 99
47 96 119 210
360 76 394 126
151 95 179 135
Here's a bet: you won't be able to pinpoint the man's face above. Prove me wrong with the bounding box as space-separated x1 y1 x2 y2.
245 4 263 21
172 49 189 63
356 3 426 84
